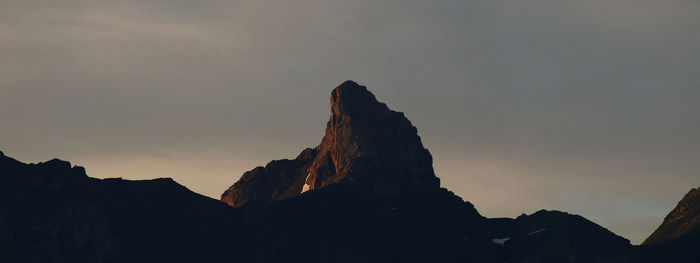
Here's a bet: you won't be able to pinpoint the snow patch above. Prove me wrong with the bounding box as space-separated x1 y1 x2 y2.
301 173 312 193
528 228 547 235
492 237 510 246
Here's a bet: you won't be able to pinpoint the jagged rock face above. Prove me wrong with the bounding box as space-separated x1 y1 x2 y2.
643 187 700 245
221 80 440 207
306 80 439 194
220 148 318 207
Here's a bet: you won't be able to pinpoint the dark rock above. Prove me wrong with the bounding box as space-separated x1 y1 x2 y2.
0 152 238 263
220 148 318 207
40 158 73 170
488 210 635 263
221 81 439 207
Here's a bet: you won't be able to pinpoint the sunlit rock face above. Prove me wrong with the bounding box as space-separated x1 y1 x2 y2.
643 187 700 245
221 80 440 207
220 148 318 207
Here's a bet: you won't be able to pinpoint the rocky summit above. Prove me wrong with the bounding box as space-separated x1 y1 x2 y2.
221 80 440 207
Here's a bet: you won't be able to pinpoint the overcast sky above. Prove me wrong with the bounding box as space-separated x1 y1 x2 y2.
2 0 699 244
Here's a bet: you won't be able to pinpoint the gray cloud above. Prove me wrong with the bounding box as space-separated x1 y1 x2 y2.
1 0 699 244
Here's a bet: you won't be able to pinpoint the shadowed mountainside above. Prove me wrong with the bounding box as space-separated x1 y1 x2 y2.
0 150 495 262
2 81 698 262
0 151 239 263
0 150 642 262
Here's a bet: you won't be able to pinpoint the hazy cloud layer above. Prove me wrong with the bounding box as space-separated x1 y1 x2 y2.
2 0 699 244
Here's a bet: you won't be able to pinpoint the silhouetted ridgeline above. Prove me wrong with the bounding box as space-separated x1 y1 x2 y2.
1 81 698 262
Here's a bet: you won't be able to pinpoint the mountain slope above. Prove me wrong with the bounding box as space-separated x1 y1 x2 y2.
0 150 498 262
0 149 637 262
488 210 634 262
643 187 700 245
636 187 700 263
0 151 240 263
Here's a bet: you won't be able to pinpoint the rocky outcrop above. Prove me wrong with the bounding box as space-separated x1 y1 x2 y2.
643 187 700 245
220 148 318 207
221 80 440 207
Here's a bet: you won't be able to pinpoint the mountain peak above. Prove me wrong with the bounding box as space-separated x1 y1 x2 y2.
329 81 389 122
310 81 439 195
221 81 440 207
41 158 72 170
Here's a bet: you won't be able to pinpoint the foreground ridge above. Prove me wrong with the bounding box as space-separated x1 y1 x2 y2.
1 151 644 263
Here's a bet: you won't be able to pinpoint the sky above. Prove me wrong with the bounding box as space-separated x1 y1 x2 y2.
1 0 699 244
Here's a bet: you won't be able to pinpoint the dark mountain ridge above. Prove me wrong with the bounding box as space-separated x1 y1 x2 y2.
1 150 639 262
2 81 698 262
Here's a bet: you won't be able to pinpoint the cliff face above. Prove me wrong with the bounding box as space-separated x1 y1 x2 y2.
643 187 700 245
220 148 318 207
221 81 440 207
